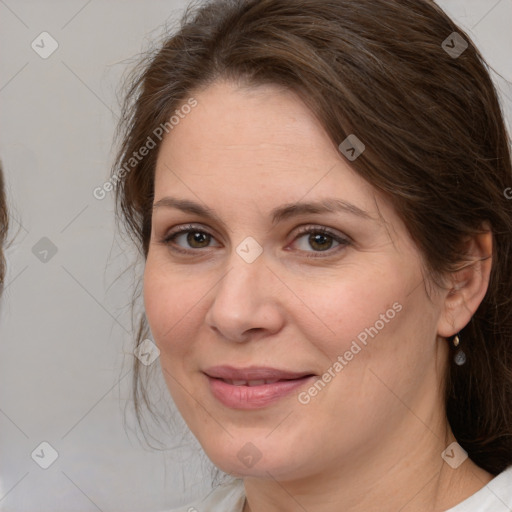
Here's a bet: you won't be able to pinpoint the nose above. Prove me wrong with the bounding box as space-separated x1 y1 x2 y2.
204 248 285 343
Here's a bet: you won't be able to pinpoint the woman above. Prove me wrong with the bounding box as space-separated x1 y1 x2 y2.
112 0 512 510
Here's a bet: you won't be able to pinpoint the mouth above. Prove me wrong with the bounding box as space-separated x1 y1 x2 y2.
203 366 316 409
218 378 299 386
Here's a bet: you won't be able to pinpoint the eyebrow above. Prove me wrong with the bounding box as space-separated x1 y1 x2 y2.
152 197 372 226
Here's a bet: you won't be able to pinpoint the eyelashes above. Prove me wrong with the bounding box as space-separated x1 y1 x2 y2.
160 223 351 259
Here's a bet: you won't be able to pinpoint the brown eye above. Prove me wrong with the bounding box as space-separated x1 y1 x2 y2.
185 231 211 248
291 226 350 257
162 224 220 253
307 232 334 251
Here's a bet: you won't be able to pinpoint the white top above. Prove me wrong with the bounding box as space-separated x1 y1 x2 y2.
166 465 512 512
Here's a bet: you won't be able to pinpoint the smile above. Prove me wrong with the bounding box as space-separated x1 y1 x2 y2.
203 366 316 409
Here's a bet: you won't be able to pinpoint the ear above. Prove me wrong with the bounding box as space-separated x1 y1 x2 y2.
437 224 493 338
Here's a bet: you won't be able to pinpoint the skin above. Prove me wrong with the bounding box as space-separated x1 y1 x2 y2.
144 79 494 511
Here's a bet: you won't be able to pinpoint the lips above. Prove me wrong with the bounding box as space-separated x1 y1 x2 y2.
223 378 281 386
204 366 316 409
204 366 314 381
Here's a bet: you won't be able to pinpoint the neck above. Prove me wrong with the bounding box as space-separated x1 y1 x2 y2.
242 415 493 512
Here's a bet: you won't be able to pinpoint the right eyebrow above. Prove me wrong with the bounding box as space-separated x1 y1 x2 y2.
152 197 225 225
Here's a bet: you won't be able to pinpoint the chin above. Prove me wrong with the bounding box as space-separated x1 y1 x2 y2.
201 437 309 481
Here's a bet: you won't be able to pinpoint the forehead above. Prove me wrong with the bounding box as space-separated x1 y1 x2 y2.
160 81 331 165
155 80 376 203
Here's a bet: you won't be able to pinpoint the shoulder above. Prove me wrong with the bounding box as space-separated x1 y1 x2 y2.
163 478 245 512
446 465 512 512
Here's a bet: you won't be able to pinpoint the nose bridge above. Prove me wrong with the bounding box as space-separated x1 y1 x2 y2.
205 239 282 340
218 233 267 292
218 241 267 306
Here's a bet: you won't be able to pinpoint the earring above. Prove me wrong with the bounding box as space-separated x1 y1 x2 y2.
452 333 466 366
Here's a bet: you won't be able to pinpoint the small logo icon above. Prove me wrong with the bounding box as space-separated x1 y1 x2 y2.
442 32 468 59
236 236 263 263
338 134 365 161
31 32 59 59
31 441 59 469
32 237 58 263
442 441 468 468
237 442 263 468
134 339 160 366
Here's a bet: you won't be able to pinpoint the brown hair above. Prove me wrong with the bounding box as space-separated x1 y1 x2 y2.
113 0 512 474
0 161 8 291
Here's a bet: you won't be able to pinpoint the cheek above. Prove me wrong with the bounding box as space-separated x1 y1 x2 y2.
293 266 436 412
311 277 437 414
288 265 411 358
143 257 198 356
143 262 205 410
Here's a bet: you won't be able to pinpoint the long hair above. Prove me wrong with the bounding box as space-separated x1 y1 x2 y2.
0 161 9 292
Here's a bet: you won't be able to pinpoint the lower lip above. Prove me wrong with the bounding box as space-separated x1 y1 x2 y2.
206 375 315 409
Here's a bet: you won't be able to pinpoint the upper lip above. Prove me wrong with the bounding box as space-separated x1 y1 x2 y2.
204 366 315 381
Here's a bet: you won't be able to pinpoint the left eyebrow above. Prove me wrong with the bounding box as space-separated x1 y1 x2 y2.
269 199 373 225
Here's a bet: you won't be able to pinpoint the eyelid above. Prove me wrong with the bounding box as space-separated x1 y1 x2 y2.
292 224 351 242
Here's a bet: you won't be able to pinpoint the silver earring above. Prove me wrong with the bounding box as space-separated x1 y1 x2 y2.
453 333 466 366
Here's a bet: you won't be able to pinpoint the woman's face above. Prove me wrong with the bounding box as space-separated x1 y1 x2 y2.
144 80 449 481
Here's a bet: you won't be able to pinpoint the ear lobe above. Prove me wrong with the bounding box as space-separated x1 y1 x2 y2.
437 226 493 338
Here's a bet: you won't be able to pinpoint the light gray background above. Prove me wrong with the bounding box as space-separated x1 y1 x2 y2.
0 1 511 511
